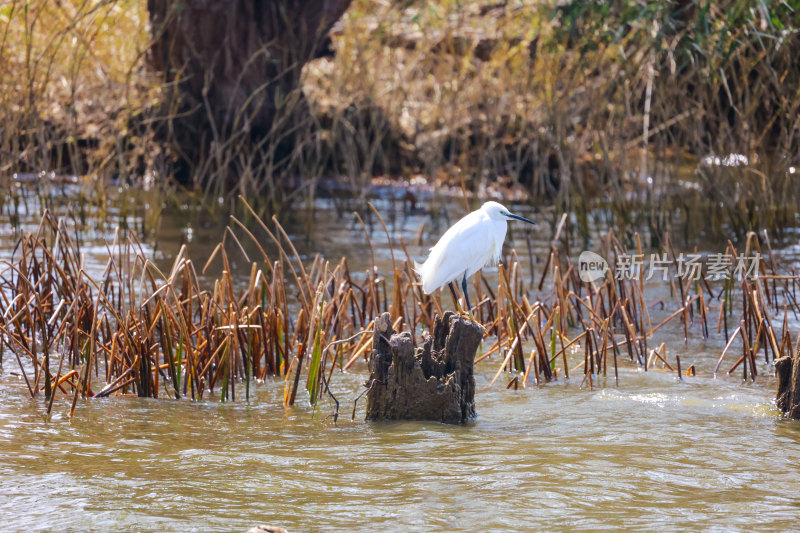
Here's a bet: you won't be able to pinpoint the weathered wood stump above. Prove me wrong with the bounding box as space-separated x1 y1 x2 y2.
775 355 793 414
775 352 800 418
365 311 482 424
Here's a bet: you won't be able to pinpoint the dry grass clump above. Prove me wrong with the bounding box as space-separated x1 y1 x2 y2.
305 0 800 209
304 1 557 194
0 0 161 182
1 198 797 419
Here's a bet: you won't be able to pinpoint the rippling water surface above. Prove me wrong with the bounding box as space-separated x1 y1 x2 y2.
1 188 799 532
2 367 798 532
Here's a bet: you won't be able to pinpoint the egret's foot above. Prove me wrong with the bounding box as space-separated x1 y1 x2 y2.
455 308 486 332
451 300 467 317
468 312 487 333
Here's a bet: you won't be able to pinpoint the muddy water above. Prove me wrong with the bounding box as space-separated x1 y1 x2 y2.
1 188 800 531
1 368 798 531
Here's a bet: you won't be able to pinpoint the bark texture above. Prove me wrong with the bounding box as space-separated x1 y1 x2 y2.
366 311 481 424
147 0 351 181
775 355 793 413
775 349 800 419
774 345 800 419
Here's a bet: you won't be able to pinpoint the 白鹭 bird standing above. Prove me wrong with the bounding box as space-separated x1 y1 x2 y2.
416 201 535 315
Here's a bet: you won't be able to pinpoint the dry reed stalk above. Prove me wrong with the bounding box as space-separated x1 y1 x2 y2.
4 201 800 418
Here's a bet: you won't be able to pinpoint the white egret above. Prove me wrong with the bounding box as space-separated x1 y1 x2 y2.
416 201 535 313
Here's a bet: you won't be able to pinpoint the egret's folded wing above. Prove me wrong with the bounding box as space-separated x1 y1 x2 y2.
418 212 491 293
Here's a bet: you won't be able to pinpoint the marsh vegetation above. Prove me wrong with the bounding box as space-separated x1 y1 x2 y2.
1 1 800 530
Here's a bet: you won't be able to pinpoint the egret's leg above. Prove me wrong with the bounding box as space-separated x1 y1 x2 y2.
461 273 484 330
461 273 472 313
448 281 468 315
448 281 462 310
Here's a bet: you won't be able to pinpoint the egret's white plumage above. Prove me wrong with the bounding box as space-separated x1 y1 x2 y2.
416 201 535 300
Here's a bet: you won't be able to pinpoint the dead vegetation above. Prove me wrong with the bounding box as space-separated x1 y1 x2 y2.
1 198 797 419
1 1 798 220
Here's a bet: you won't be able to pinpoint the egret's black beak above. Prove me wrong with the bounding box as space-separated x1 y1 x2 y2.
506 212 536 225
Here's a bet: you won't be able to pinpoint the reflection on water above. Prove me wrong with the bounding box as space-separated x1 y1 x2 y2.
1 186 799 531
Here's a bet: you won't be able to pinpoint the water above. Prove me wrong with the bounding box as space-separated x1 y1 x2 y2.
1 367 796 531
1 186 799 532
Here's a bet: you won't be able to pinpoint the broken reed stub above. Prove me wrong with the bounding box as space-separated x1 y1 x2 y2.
365 311 482 424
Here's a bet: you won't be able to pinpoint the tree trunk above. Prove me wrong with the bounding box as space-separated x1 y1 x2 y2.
147 0 351 184
366 311 482 424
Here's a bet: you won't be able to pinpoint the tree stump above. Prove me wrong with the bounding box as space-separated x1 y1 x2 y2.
775 355 793 413
365 311 482 424
775 349 800 418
